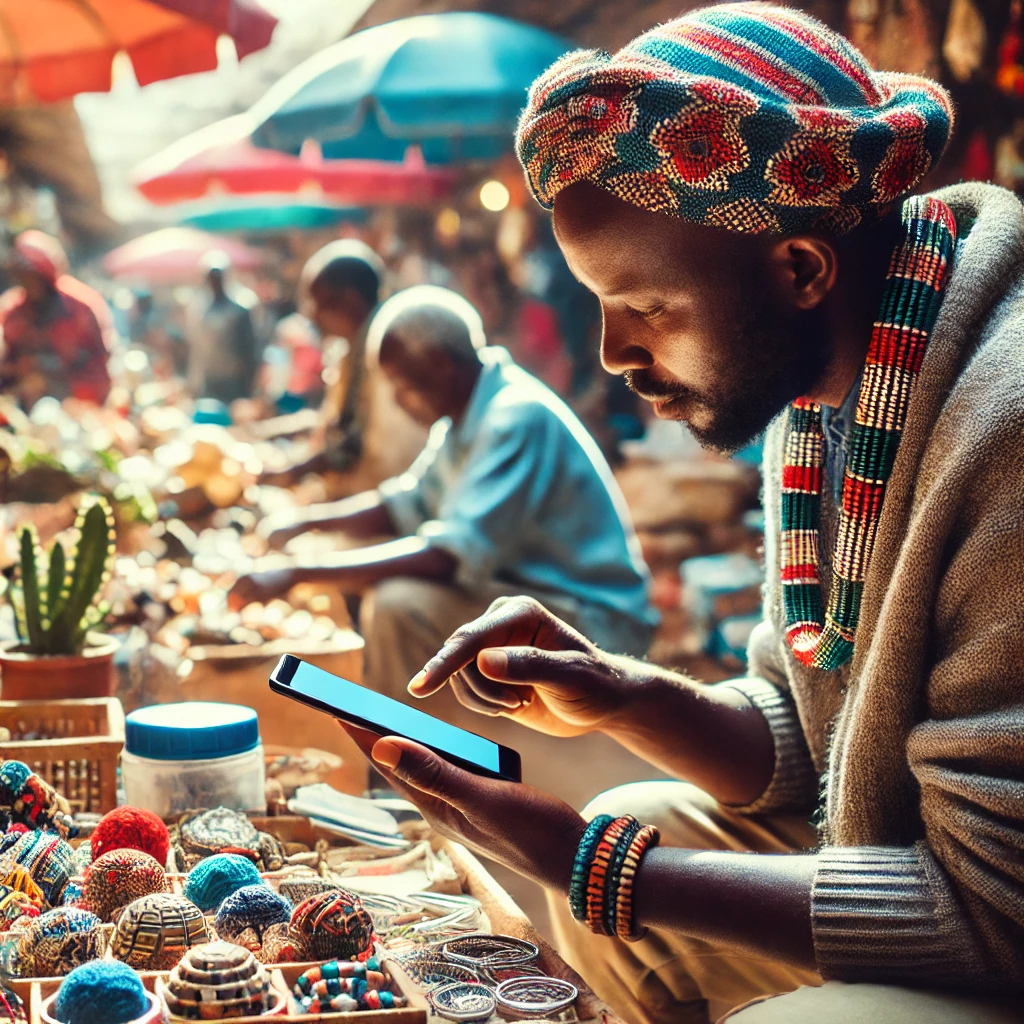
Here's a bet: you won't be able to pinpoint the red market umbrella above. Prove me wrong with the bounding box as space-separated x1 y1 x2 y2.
102 227 264 286
0 0 278 105
133 116 459 206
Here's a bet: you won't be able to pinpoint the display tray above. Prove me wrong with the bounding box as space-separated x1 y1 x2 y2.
26 952 427 1024
15 815 622 1023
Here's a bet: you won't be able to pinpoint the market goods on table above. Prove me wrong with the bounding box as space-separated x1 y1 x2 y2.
0 747 608 1022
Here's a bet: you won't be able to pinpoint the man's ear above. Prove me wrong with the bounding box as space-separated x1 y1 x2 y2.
767 235 837 311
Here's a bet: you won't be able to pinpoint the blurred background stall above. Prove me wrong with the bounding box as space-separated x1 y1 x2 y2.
0 0 1016 941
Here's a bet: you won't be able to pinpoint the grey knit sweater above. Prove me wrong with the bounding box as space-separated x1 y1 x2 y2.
721 182 1024 991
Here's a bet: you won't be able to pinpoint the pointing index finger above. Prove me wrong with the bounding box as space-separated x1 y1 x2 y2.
408 614 520 698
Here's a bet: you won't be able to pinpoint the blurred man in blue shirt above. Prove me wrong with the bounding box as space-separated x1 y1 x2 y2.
231 286 655 703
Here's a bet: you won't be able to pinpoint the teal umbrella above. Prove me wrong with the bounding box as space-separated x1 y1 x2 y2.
179 196 365 233
249 12 571 163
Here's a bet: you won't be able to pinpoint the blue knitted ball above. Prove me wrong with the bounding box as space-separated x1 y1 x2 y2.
53 959 149 1024
214 885 292 945
183 854 263 913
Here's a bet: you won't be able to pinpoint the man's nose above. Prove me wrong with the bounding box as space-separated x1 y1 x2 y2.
600 305 654 375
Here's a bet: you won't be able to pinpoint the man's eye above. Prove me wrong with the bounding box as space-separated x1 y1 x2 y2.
627 305 665 322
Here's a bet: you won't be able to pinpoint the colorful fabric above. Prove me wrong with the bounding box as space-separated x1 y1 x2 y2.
0 832 75 907
9 907 102 978
287 889 375 963
0 287 111 405
780 194 955 669
516 2 953 234
0 762 75 839
10 231 65 285
82 849 170 923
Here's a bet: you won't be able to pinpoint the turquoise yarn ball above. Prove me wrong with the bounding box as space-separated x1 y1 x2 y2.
183 854 264 912
54 960 149 1024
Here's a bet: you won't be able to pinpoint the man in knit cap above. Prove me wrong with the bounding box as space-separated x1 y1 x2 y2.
339 5 1024 1023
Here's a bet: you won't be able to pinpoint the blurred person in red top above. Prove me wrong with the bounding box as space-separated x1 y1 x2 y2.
0 231 111 409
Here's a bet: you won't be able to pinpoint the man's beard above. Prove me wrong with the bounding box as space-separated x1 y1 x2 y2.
626 292 829 454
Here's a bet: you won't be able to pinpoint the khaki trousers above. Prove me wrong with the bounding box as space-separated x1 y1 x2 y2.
550 782 1023 1024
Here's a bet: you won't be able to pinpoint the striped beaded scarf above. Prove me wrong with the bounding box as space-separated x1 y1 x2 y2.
781 194 956 670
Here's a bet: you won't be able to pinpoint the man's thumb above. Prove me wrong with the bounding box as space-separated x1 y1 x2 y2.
477 646 588 686
371 738 467 804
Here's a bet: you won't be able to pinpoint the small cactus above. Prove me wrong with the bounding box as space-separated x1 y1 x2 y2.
11 496 115 656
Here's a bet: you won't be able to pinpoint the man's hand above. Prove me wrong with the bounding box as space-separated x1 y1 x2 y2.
228 567 297 609
408 596 634 737
340 723 586 893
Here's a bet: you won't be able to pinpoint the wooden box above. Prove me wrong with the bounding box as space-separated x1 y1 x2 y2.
0 698 124 814
27 955 427 1024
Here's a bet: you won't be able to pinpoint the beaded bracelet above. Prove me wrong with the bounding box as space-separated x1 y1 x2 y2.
602 816 642 937
585 816 632 935
569 814 660 942
569 815 613 923
615 824 660 941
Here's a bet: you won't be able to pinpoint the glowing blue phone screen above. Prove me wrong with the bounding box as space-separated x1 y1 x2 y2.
290 661 500 772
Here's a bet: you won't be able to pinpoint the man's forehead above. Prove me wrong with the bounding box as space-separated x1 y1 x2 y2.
554 188 709 293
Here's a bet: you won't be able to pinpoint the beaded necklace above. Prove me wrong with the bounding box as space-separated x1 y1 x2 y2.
781 194 956 670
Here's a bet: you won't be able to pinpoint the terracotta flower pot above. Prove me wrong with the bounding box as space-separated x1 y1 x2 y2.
0 632 118 700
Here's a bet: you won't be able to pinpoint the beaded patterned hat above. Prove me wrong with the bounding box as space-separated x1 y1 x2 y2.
516 2 953 235
82 849 170 923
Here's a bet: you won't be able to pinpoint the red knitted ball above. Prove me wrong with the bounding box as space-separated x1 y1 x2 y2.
90 807 170 868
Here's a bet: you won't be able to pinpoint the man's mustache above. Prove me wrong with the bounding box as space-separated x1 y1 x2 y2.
623 369 691 403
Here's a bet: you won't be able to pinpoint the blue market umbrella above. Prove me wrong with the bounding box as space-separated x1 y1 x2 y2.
249 12 571 163
179 196 365 233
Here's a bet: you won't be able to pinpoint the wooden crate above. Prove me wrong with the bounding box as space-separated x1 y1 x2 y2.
0 698 124 814
26 952 427 1024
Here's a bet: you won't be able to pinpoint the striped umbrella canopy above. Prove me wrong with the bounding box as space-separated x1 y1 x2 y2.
249 12 571 163
102 227 264 286
133 115 458 206
0 0 277 104
179 196 366 233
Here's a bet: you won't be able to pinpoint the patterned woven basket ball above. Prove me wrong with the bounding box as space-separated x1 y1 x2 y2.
110 892 211 971
161 941 273 1020
288 889 375 962
0 831 75 907
11 907 103 978
82 849 170 923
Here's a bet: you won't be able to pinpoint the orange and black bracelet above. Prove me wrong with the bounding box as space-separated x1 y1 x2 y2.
569 814 660 941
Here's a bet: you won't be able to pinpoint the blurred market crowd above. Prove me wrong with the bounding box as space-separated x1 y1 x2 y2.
0 0 1021 719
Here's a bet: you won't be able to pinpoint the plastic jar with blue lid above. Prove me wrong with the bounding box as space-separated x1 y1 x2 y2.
121 702 265 818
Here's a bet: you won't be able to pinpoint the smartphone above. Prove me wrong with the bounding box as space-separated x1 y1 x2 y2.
269 654 522 783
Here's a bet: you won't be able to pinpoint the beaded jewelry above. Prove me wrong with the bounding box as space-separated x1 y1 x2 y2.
494 975 579 1015
429 981 496 1022
572 815 660 942
568 815 612 922
292 957 399 1014
440 933 539 969
602 817 642 937
615 825 660 941
584 816 631 936
395 950 482 987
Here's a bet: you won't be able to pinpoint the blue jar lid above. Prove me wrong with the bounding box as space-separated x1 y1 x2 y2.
125 702 260 761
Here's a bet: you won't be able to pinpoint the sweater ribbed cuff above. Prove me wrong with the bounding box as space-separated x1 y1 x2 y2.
714 677 818 815
812 844 981 984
